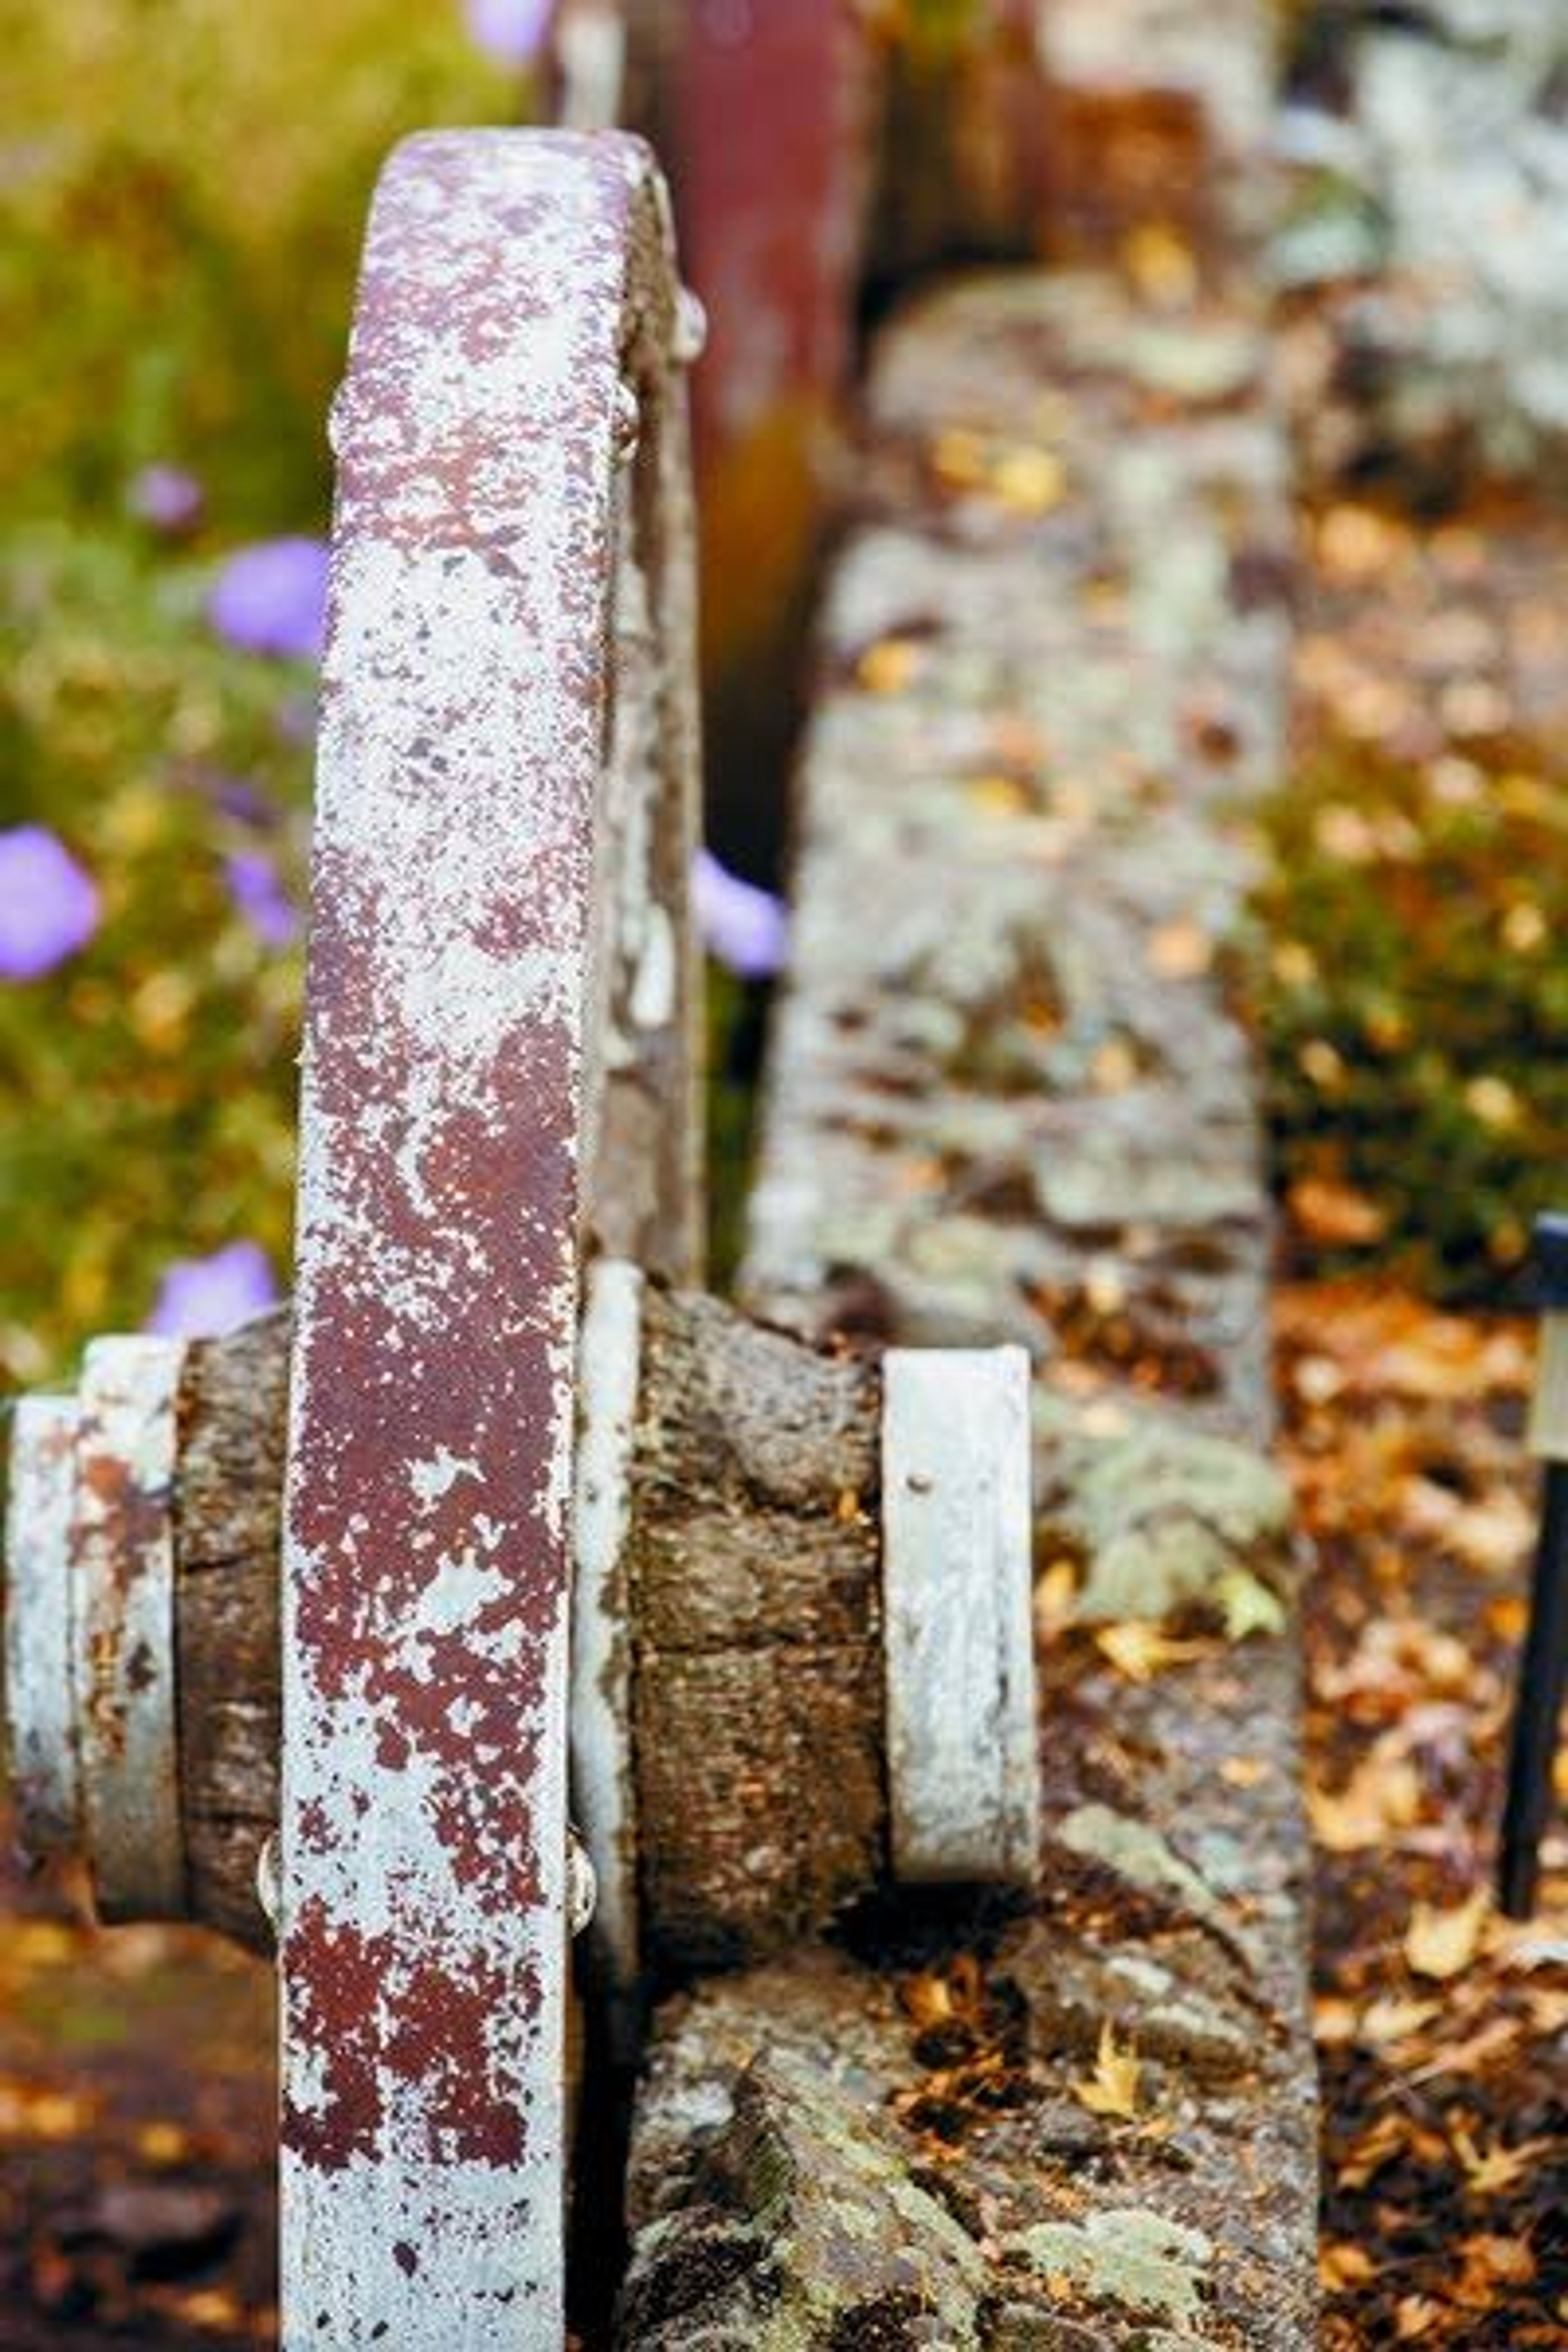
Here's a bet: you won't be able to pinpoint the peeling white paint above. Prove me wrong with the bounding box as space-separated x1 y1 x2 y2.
73 1336 187 1923
281 129 697 2349
4 1395 82 1860
569 1257 644 2003
882 1348 1039 1886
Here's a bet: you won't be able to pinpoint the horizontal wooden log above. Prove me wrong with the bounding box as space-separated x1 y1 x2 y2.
26 1290 900 1965
627 1283 884 1971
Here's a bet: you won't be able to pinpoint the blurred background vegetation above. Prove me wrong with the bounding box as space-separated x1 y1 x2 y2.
4 0 1567 1394
0 2 532 1385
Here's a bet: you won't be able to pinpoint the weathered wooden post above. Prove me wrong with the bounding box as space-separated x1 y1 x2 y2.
5 127 1038 2348
618 0 878 874
549 2 1062 869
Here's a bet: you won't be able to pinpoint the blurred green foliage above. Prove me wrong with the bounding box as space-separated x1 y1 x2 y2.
1 0 519 528
0 1 529 1383
1249 733 1568 1298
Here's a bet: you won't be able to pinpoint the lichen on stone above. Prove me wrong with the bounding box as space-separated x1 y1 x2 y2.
1037 1411 1293 1627
1005 2206 1217 2328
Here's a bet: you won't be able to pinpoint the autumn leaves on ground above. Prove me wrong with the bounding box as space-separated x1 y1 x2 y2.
1283 1281 1568 2347
1258 465 1568 2341
1258 499 1568 2342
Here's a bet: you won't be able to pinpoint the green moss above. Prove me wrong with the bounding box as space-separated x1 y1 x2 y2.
1033 1401 1293 1631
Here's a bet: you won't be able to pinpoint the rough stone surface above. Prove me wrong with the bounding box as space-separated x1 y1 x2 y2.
618 2054 989 2350
620 7 1317 2341
1004 2208 1216 2331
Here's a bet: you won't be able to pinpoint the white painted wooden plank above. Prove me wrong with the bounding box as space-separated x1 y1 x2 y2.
881 1346 1038 1885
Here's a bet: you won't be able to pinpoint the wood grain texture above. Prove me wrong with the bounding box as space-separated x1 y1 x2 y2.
630 1283 886 1971
147 1289 892 1968
174 1310 287 1953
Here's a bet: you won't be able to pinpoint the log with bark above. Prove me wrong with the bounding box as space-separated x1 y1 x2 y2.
11 1282 1036 1970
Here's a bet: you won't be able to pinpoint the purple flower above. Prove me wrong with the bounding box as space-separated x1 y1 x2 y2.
224 849 301 947
205 771 278 829
146 1242 280 1339
208 536 329 661
464 0 554 65
0 826 100 980
127 463 204 535
692 848 788 980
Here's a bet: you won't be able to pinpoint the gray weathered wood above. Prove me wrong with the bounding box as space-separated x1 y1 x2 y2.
4 1395 80 1860
881 1344 1037 1884
73 1336 186 1922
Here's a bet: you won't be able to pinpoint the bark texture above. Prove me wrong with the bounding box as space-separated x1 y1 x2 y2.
174 1310 287 1951
628 1283 884 1973
138 1290 890 1964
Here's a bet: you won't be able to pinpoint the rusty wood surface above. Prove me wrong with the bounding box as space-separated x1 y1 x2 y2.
282 128 695 2348
621 15 1318 2343
5 1395 81 1863
71 1337 187 1925
607 0 879 868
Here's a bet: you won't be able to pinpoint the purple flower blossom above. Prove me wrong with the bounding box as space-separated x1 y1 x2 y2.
465 0 554 65
205 771 278 829
692 848 788 980
208 536 329 661
146 1242 280 1339
127 463 204 535
0 826 100 980
224 849 301 947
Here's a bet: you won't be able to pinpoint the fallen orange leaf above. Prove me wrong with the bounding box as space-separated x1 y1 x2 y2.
1095 1621 1214 1685
1034 1557 1079 1638
1321 2241 1377 2293
857 637 923 694
1288 1176 1389 1247
1072 2021 1142 2120
1452 2124 1551 2198
1358 1995 1441 2047
990 446 1068 516
1454 2232 1536 2305
1307 1753 1423 1853
1405 1889 1490 1982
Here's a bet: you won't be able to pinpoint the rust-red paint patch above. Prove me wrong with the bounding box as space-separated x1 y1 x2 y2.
280 129 692 2343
